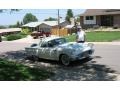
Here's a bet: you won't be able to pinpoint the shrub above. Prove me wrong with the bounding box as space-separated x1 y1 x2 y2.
21 28 32 35
6 33 27 41
113 24 119 29
6 34 21 41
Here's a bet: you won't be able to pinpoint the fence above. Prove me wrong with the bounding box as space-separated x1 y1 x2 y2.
51 28 76 36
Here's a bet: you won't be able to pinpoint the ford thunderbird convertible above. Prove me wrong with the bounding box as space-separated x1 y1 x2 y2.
25 36 94 66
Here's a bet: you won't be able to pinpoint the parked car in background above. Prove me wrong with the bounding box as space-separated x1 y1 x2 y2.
25 36 94 66
31 31 51 39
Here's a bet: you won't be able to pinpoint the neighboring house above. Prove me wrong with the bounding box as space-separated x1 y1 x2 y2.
80 9 120 28
22 21 69 33
0 28 21 36
64 25 76 34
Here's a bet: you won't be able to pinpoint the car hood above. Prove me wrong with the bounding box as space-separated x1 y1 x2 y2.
58 42 91 51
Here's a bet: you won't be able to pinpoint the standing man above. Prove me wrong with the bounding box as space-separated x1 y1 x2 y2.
76 25 86 43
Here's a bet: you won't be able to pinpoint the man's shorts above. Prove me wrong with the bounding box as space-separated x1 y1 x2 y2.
77 41 85 43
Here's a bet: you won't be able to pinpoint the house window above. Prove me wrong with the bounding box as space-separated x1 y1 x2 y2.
85 16 94 20
90 16 93 20
86 16 89 20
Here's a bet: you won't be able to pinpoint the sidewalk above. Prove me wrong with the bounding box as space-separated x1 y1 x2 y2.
2 35 39 44
85 28 120 32
88 42 120 45
2 35 120 45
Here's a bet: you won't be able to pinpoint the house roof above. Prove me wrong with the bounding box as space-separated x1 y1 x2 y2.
0 28 21 34
65 25 74 29
80 9 120 16
22 21 65 28
22 22 42 27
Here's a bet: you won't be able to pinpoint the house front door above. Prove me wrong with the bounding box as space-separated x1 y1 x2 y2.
101 15 113 26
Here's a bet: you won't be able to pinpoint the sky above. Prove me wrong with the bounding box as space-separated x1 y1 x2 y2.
0 9 85 25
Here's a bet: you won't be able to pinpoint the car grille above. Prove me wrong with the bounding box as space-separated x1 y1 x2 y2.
78 50 93 57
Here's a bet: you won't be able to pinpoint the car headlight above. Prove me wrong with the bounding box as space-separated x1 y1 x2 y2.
71 49 77 55
88 43 94 48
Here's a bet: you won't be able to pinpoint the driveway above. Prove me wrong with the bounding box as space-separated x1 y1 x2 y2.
0 35 39 54
0 39 120 80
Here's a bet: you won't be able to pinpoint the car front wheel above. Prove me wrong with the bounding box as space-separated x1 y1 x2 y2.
60 54 71 66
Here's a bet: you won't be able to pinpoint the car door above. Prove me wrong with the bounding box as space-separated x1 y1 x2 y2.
46 47 58 60
38 41 49 59
38 40 58 60
45 40 58 60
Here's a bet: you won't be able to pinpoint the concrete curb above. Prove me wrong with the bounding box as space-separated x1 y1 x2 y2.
88 42 120 45
2 40 120 45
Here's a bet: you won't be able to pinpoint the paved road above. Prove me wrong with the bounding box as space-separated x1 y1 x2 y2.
0 41 120 73
0 41 120 80
0 41 31 53
93 44 120 73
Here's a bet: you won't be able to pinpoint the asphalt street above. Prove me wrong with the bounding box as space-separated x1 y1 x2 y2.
93 44 120 73
0 41 31 53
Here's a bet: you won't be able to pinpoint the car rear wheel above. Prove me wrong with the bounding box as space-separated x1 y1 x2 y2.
60 54 71 66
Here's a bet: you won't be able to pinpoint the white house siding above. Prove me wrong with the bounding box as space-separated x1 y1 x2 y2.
83 16 96 25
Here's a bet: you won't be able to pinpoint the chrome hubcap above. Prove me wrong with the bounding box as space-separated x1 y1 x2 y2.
61 55 70 66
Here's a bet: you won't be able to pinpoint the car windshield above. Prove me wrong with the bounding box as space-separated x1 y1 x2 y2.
40 38 67 47
53 38 67 46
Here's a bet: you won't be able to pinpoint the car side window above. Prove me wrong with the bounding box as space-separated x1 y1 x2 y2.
48 41 54 47
41 42 48 47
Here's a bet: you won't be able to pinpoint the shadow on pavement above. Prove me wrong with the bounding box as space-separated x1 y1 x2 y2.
0 50 25 60
0 50 118 81
49 63 117 81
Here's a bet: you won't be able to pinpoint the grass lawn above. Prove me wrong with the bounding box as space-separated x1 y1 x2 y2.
0 58 54 81
65 31 120 42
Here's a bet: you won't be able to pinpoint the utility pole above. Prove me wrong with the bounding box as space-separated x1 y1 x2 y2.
58 9 60 36
74 16 78 34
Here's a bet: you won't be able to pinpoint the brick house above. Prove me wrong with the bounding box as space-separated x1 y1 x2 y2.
80 9 120 29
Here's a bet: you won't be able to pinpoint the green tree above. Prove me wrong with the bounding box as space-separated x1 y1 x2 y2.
16 21 20 27
65 9 74 23
9 24 17 28
20 22 23 26
76 17 80 22
44 17 57 21
0 25 6 29
23 13 38 24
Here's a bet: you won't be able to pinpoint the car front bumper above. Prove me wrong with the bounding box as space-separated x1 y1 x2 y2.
70 49 94 61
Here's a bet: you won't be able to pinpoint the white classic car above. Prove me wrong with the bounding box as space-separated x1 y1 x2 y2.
25 36 94 66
